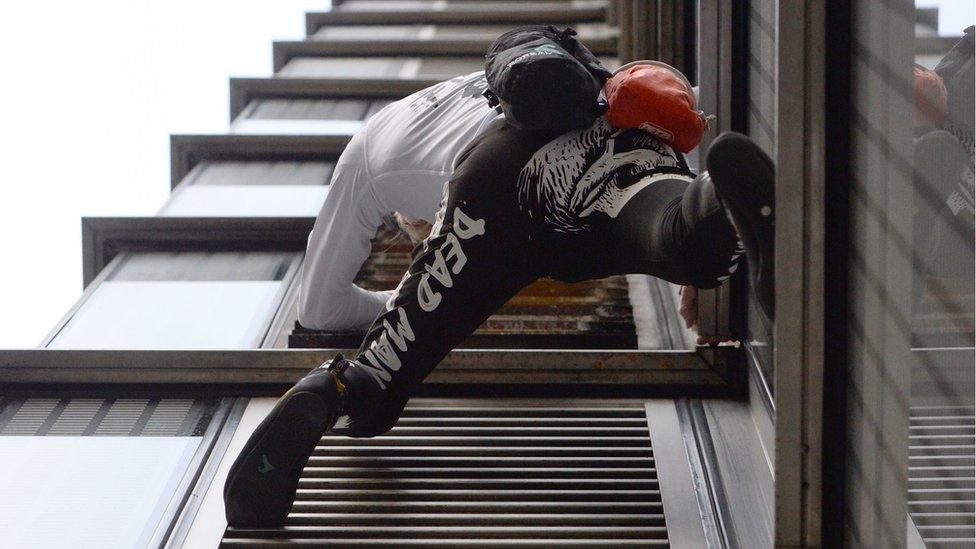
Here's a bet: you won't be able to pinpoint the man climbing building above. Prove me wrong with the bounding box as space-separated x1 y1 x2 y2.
222 61 775 524
296 29 704 334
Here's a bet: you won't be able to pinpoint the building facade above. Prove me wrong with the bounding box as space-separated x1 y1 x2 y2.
0 1 972 547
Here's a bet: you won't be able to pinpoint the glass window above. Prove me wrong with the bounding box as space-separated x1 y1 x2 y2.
49 280 283 349
278 57 487 79
847 3 973 545
187 160 334 187
278 57 415 78
109 251 295 282
312 24 615 41
0 436 199 548
49 252 298 350
247 98 370 120
167 160 336 217
744 0 776 390
230 118 365 136
159 184 329 217
335 1 597 11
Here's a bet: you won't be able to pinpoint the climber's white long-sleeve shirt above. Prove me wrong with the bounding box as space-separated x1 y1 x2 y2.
298 72 503 331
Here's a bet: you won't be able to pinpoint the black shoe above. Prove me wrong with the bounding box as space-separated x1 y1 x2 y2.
706 131 775 320
223 355 348 528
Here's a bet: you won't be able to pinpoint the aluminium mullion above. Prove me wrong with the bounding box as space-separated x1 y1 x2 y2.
149 397 236 548
257 254 304 349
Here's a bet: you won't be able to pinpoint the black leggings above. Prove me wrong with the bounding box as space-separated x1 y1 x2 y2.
332 122 741 436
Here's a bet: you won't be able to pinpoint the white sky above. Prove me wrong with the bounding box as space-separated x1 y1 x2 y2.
0 1 972 348
0 1 323 348
917 0 975 35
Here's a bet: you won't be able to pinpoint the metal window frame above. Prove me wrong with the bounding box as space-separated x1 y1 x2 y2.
80 216 314 288
46 240 303 351
767 0 830 545
272 39 617 74
698 0 832 543
147 397 238 548
169 134 350 189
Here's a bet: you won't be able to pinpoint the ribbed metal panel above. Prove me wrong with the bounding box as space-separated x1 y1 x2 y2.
46 399 104 436
223 402 668 547
93 399 150 435
0 398 217 437
0 398 59 435
909 406 976 547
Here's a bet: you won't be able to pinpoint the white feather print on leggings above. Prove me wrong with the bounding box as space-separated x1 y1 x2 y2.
517 117 690 234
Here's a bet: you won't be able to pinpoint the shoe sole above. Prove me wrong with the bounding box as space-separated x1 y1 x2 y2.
706 132 775 320
224 390 330 528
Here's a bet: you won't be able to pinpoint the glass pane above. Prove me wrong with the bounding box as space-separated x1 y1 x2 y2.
49 281 283 349
277 57 496 79
0 436 199 549
905 8 974 545
850 2 973 545
109 251 296 282
159 185 329 217
278 57 413 78
247 98 370 120
335 1 601 11
189 161 333 187
312 24 615 41
230 118 365 135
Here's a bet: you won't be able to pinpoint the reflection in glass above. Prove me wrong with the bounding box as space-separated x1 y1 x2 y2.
904 12 973 545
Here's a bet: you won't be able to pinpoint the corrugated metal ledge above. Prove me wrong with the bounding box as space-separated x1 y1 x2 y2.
0 348 735 394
